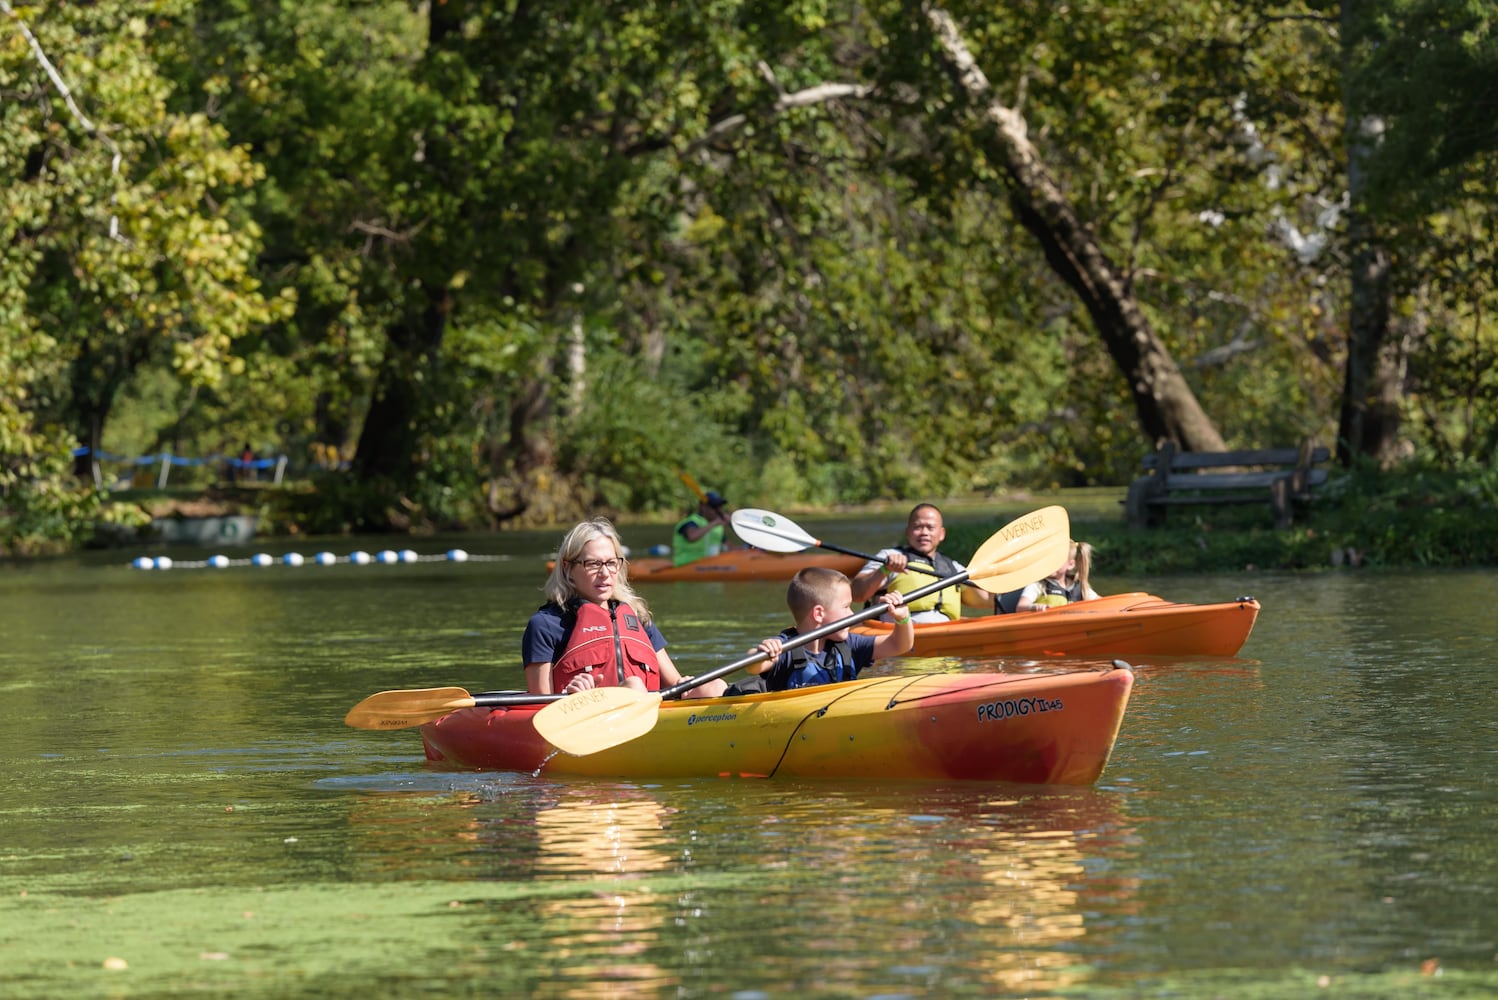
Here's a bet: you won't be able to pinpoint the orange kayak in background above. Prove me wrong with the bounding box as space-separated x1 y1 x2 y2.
853 592 1260 659
622 548 865 582
421 666 1135 784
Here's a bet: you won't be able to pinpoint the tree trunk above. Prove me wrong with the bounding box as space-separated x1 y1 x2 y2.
351 283 449 483
1336 0 1402 466
924 5 1225 452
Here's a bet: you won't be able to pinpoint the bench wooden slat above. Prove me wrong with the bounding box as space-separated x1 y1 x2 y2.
1161 468 1329 492
1141 446 1331 471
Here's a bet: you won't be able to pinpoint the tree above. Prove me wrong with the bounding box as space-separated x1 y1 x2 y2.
1336 0 1498 464
1 0 284 550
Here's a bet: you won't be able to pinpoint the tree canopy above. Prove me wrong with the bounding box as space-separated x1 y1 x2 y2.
3 0 1496 553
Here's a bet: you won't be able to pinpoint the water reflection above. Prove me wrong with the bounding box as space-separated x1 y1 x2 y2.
346 783 681 997
530 792 678 997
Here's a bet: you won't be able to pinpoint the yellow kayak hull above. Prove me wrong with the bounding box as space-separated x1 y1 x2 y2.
421 667 1134 785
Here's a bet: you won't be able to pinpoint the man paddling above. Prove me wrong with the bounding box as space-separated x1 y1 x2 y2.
672 490 731 566
850 503 994 623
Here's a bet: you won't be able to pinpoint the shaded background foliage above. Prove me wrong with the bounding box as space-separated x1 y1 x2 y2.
3 0 1497 555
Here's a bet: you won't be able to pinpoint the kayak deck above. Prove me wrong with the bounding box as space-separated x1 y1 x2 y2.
626 548 865 582
853 592 1259 658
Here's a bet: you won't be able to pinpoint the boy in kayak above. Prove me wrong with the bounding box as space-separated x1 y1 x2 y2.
738 567 914 692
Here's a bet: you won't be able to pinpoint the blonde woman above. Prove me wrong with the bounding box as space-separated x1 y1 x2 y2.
521 518 726 698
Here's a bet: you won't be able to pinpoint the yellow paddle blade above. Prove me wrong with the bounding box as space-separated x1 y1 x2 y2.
677 469 707 502
965 505 1070 594
343 687 476 730
531 685 665 755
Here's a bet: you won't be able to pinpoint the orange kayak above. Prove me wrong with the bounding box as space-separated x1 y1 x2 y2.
853 592 1259 658
421 666 1134 784
623 548 865 582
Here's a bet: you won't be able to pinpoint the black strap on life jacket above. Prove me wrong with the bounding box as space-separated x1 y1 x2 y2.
780 629 855 684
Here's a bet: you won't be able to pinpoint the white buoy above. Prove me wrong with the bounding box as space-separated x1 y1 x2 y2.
649 543 671 557
252 553 273 567
154 556 174 570
376 549 398 564
446 548 469 562
399 549 418 563
349 550 371 565
132 556 154 570
282 552 305 567
209 554 230 569
314 551 337 566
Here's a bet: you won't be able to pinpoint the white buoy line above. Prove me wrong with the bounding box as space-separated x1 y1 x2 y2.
129 548 510 571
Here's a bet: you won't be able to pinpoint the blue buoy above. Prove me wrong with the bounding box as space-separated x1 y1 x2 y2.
252 553 273 567
154 556 174 570
314 551 337 566
209 554 230 569
399 549 418 563
446 548 469 562
282 552 305 567
132 556 154 570
349 550 371 565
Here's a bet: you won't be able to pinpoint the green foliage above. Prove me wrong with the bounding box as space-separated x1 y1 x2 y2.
948 460 1498 575
5 0 1498 559
1348 0 1498 216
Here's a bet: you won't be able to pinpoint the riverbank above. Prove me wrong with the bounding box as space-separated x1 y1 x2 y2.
946 465 1498 574
48 461 1498 574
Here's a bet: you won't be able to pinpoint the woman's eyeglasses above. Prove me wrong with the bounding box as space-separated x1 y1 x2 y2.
571 558 623 575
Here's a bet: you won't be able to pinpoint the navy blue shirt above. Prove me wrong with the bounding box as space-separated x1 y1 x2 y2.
521 603 668 665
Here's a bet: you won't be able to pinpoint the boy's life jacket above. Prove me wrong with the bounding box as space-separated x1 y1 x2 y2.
767 629 855 690
549 598 662 692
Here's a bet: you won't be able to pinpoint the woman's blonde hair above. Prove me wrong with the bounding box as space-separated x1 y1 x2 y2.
543 518 651 622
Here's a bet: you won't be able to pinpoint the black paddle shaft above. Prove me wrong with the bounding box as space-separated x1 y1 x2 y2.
472 570 964 708
657 570 967 700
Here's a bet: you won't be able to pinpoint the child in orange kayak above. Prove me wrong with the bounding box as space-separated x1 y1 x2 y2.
737 566 914 692
1014 539 1100 611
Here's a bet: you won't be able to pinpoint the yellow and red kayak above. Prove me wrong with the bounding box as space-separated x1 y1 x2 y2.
853 593 1259 658
420 666 1134 784
623 548 865 582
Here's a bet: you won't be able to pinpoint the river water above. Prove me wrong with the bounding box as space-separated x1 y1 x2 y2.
2 513 1495 998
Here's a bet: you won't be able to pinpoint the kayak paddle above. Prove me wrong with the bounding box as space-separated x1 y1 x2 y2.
530 505 1070 755
677 469 707 502
344 687 567 730
731 507 992 589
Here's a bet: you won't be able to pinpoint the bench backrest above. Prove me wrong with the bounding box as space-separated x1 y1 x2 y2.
1141 441 1330 473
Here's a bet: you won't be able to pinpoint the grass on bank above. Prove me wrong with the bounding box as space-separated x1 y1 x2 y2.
945 463 1498 575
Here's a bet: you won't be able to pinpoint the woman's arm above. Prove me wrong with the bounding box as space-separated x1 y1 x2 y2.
525 662 553 694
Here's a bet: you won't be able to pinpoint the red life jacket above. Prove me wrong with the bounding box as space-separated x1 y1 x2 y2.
551 600 662 692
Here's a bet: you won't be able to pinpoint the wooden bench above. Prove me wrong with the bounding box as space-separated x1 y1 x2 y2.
1125 439 1331 530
